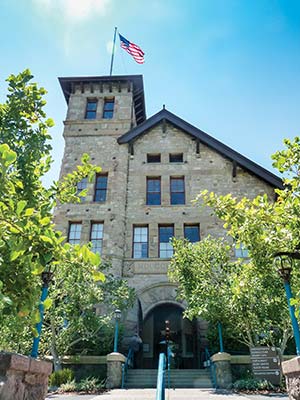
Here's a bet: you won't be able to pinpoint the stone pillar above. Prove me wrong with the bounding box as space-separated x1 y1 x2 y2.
282 356 300 399
211 352 232 389
106 352 126 389
0 352 52 400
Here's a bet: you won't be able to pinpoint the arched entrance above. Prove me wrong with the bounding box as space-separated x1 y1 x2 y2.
140 302 198 369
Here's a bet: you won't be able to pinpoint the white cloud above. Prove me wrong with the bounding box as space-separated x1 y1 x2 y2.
32 0 111 22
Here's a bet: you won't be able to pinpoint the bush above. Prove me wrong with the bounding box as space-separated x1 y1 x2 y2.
49 368 74 387
77 377 105 393
58 380 77 393
233 378 275 391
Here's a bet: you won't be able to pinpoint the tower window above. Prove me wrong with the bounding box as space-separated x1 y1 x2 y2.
68 222 82 245
85 99 97 119
147 154 161 163
90 222 104 254
235 243 249 258
169 153 183 163
184 224 200 243
133 226 148 258
170 177 185 205
146 177 161 205
94 174 108 202
76 177 88 201
159 225 174 258
103 98 114 119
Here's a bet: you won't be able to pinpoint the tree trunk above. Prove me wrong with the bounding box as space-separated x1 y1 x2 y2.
50 319 62 371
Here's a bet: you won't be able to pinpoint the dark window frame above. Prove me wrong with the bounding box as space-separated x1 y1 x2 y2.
169 153 183 163
90 221 104 254
158 224 174 258
103 98 115 119
170 176 185 205
146 177 161 205
94 173 108 202
184 224 200 243
68 222 82 245
147 154 161 163
85 99 98 119
132 225 149 259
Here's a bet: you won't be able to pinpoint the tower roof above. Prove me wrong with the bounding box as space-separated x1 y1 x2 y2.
58 74 146 125
118 108 283 189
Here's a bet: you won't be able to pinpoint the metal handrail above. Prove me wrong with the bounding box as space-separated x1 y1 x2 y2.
204 347 217 389
156 352 166 400
121 348 134 389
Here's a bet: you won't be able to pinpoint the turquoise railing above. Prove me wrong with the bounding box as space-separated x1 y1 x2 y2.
156 352 166 400
204 348 217 388
121 348 134 389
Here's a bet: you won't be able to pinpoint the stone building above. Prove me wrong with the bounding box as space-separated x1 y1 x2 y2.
54 74 282 369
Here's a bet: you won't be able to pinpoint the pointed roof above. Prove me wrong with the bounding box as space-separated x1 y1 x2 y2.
118 108 283 189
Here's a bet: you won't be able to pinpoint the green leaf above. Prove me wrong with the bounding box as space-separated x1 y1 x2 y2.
43 298 53 310
40 217 51 226
92 270 105 282
10 250 25 261
89 251 101 266
24 208 34 216
16 200 27 216
40 235 53 244
33 310 41 324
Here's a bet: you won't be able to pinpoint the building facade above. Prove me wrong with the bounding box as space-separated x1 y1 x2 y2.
54 74 282 369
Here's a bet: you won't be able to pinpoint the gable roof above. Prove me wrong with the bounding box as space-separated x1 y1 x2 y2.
118 108 283 189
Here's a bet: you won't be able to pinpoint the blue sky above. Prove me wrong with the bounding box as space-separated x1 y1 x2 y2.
1 0 299 186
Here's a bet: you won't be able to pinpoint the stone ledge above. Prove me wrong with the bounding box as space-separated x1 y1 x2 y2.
282 356 300 375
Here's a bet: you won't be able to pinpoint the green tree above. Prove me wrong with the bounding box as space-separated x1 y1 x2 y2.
169 237 291 352
0 70 134 358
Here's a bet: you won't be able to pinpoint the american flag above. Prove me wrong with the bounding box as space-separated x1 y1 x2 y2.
119 33 145 64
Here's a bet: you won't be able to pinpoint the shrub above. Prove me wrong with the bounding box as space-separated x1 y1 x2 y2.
77 377 105 393
58 380 77 393
49 368 74 387
233 378 275 391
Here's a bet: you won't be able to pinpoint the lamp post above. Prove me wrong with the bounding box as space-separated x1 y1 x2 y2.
31 270 53 358
113 309 122 353
273 251 300 356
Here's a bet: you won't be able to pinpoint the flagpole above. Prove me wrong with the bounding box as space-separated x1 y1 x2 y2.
109 27 117 76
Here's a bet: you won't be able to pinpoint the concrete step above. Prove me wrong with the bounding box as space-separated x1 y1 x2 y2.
125 369 213 389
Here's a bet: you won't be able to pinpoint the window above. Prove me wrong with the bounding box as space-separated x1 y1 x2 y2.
146 177 161 205
159 225 174 258
85 99 97 119
170 177 185 205
169 153 183 163
184 224 200 243
147 154 161 163
103 98 114 119
76 177 88 201
68 223 82 245
235 243 249 258
90 222 103 254
94 174 108 202
133 226 148 258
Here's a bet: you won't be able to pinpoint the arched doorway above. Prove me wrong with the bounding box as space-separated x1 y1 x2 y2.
140 303 198 369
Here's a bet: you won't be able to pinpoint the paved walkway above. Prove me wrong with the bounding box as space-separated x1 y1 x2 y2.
46 389 288 400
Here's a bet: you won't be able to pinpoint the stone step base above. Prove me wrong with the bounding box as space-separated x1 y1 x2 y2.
125 369 212 389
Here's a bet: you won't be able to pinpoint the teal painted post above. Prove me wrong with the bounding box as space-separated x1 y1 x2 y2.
114 319 119 352
284 281 300 355
218 322 224 353
31 285 49 358
156 353 166 400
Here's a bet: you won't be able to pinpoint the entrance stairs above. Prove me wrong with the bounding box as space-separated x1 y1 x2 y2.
125 369 213 389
